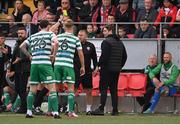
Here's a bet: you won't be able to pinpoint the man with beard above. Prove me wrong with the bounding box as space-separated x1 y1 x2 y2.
144 52 179 113
10 27 31 113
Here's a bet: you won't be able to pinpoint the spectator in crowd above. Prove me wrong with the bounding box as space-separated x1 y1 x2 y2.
32 0 48 24
73 0 89 10
10 27 31 113
6 15 19 37
33 0 60 13
86 24 96 38
173 8 180 38
22 14 38 36
91 25 127 116
133 0 145 12
92 0 116 31
107 14 116 34
74 30 97 115
46 9 57 22
115 0 136 34
162 24 176 38
102 26 110 38
135 19 157 38
118 26 128 38
12 0 32 22
56 0 78 22
154 0 177 28
136 54 158 113
144 52 179 114
78 0 99 22
136 0 158 29
0 33 12 112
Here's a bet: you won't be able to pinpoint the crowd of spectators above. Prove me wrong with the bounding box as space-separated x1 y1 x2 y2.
1 0 180 38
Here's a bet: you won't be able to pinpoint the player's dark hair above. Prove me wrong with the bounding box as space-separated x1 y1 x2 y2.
39 20 50 29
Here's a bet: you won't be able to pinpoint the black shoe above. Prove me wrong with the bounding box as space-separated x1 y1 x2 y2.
86 111 92 115
54 114 61 119
65 111 69 116
26 114 33 118
91 108 104 116
33 107 44 115
141 103 151 113
111 111 119 116
15 108 26 114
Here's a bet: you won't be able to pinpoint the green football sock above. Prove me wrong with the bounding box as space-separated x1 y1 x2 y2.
49 92 58 112
12 95 21 110
68 92 75 112
3 92 10 106
48 95 52 112
27 91 36 110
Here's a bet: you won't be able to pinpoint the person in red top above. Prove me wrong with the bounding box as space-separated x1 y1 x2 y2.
154 0 177 27
92 0 116 32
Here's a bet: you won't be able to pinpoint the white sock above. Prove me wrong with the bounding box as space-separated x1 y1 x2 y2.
53 112 59 115
66 104 69 112
86 105 91 112
27 110 32 115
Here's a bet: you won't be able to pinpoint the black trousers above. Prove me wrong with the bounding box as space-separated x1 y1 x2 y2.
136 85 155 112
99 69 120 112
15 72 29 110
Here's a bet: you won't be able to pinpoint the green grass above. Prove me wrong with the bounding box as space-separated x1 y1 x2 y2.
0 113 180 124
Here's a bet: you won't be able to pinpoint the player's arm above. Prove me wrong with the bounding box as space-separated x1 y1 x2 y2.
76 39 85 76
50 33 59 63
78 49 85 76
49 18 62 33
20 40 32 60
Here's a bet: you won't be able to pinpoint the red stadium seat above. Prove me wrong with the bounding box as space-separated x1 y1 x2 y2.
92 74 100 96
118 74 128 96
128 74 147 97
127 34 134 39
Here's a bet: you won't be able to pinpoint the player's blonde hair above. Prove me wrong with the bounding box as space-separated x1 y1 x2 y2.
64 19 74 29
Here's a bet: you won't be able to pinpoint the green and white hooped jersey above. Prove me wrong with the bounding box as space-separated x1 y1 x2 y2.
55 32 82 68
25 31 57 65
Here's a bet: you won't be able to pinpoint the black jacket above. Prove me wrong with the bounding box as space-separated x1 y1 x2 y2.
98 34 127 72
74 41 97 74
135 26 157 38
12 5 32 22
0 44 11 72
11 40 30 73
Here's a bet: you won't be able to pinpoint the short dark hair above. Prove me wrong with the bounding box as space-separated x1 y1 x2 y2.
18 26 26 31
39 20 50 29
118 26 126 32
103 25 113 31
140 18 148 22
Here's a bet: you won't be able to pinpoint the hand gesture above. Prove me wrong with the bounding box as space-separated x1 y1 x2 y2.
12 57 21 64
80 66 85 76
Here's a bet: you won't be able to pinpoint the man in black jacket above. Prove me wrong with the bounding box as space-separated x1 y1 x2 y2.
0 33 11 111
10 27 31 113
91 25 127 116
134 19 157 38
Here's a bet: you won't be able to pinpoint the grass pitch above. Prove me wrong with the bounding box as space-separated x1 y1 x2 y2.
0 113 180 124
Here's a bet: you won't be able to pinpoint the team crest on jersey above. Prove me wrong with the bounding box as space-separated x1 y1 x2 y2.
87 47 90 51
